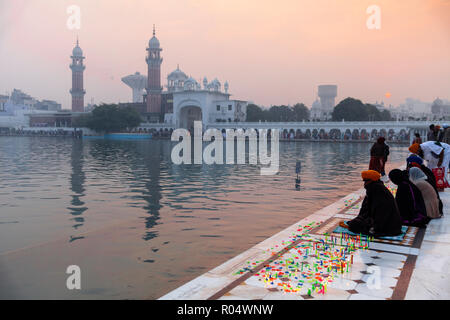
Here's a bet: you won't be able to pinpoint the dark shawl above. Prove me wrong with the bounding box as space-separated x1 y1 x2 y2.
347 180 402 236
389 169 429 227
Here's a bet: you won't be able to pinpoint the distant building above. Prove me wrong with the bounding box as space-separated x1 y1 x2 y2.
121 72 146 103
10 89 37 108
35 100 62 111
310 85 338 121
431 98 450 120
0 95 8 112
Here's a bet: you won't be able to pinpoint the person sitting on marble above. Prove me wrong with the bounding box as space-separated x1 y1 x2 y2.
340 170 402 237
388 169 429 227
408 167 442 219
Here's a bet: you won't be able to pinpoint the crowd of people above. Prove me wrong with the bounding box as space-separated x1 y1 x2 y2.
341 127 447 237
0 128 83 138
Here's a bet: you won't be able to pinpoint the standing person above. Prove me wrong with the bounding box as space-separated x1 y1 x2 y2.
409 167 442 219
427 124 437 141
436 125 444 142
388 169 429 227
369 137 388 176
443 125 450 144
413 133 422 144
409 141 450 170
340 170 402 237
409 141 450 190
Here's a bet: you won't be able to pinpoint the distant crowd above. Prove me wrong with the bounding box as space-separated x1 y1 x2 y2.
341 124 447 237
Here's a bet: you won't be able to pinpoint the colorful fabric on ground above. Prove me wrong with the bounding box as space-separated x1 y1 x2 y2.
333 225 408 241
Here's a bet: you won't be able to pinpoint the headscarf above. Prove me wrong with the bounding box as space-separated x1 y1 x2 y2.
389 169 409 185
409 167 427 183
361 170 381 181
377 137 385 144
406 155 424 165
409 143 420 154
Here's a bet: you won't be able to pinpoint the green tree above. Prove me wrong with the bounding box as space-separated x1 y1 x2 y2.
81 104 142 133
332 98 393 122
292 103 310 121
246 104 265 122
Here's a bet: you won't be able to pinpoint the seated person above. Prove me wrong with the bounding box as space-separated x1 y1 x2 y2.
407 154 443 215
406 155 437 190
388 169 429 227
408 167 442 219
341 170 402 237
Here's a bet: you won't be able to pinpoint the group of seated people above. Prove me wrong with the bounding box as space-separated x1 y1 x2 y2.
341 155 443 237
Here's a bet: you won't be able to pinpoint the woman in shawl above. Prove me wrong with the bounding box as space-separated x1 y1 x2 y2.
341 170 402 237
388 169 429 227
369 137 389 176
408 167 442 219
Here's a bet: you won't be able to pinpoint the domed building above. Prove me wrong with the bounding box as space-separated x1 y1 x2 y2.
167 65 188 92
121 26 248 128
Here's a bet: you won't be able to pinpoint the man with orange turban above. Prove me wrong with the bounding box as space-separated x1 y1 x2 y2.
339 170 402 237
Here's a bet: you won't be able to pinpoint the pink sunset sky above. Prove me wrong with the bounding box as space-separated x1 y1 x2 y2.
0 0 449 109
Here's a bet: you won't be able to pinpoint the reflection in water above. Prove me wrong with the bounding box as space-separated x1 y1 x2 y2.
133 142 163 241
0 137 410 299
68 140 86 237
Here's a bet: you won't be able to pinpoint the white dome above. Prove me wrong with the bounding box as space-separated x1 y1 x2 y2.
168 66 188 81
311 99 321 109
149 36 160 49
72 45 83 57
184 77 198 90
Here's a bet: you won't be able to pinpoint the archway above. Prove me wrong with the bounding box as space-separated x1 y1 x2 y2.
329 129 341 140
360 129 368 140
179 106 202 130
371 129 378 139
352 129 360 140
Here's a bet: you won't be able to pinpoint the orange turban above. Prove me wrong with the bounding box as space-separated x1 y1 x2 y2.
409 143 420 154
361 170 381 181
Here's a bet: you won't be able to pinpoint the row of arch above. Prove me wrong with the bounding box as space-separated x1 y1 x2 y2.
278 128 410 141
133 127 412 141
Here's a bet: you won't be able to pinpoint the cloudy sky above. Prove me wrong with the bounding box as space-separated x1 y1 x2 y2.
0 0 449 109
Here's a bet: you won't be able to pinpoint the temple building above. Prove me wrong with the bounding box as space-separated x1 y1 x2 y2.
122 26 248 129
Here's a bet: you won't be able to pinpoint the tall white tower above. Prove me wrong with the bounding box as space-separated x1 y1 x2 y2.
121 72 147 103
318 85 337 120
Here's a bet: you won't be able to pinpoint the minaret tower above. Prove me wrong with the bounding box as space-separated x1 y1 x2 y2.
70 38 86 112
146 25 163 115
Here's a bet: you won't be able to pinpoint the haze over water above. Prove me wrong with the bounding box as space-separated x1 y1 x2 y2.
0 137 409 299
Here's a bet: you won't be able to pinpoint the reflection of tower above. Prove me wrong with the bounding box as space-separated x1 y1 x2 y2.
70 38 86 112
146 25 163 114
122 72 147 102
68 140 87 239
318 85 337 119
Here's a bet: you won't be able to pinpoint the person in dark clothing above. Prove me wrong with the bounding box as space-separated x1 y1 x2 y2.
369 137 389 176
428 124 437 141
342 170 402 237
413 133 422 144
388 169 429 227
406 155 443 215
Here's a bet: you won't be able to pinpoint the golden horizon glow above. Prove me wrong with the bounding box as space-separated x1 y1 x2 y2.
0 0 449 109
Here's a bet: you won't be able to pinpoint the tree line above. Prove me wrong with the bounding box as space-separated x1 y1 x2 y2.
246 97 393 122
73 104 142 133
